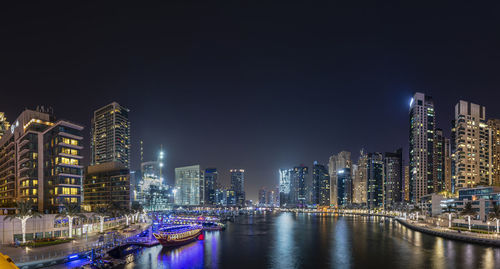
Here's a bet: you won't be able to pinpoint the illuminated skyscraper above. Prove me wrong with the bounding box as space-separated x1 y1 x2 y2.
409 92 435 202
312 161 330 206
353 150 368 205
444 137 453 192
329 151 351 206
433 129 446 192
258 187 267 205
0 108 84 213
488 119 500 186
91 102 130 168
384 148 403 207
404 165 410 201
291 165 308 207
175 165 201 205
279 168 292 207
230 169 245 206
337 167 352 206
453 101 490 188
204 168 218 205
367 152 384 209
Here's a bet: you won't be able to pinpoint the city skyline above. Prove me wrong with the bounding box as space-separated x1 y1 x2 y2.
2 3 500 202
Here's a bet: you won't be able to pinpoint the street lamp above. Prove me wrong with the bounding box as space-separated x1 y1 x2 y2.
487 221 491 234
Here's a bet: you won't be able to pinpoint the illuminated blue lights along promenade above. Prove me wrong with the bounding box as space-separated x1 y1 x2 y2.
87 212 499 269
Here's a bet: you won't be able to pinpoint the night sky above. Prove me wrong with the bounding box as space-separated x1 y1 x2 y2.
1 2 500 201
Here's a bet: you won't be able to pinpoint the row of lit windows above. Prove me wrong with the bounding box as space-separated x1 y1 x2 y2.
62 138 79 146
56 157 79 166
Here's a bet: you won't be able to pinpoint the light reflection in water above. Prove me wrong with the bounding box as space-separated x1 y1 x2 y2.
158 240 205 269
432 237 444 269
331 218 351 268
270 212 297 269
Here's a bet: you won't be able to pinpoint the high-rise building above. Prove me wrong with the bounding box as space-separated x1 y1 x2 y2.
230 169 245 206
279 168 293 207
337 167 352 206
444 137 453 192
266 187 279 207
91 102 130 168
384 148 403 207
433 129 446 193
404 165 410 202
291 165 308 207
409 92 435 203
488 119 500 186
258 187 267 205
329 151 351 206
312 161 330 206
0 108 84 213
0 112 10 139
204 168 218 205
367 152 384 209
453 101 490 189
175 165 201 205
141 161 162 191
84 162 130 211
353 150 368 205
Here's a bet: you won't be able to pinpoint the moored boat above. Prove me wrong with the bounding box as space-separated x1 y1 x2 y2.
153 225 203 247
202 222 225 231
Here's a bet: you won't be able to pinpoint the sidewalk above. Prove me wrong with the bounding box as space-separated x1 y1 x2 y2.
396 218 500 247
0 222 150 265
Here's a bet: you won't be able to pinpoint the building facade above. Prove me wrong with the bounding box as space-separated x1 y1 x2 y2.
337 167 352 206
91 102 130 168
204 168 218 205
312 162 330 206
384 148 403 207
279 168 292 207
174 165 201 206
453 101 490 189
353 150 368 205
404 165 410 202
291 165 308 207
230 169 245 206
0 108 84 214
488 119 500 186
367 152 384 209
329 151 351 206
433 129 445 192
83 162 130 211
409 92 435 203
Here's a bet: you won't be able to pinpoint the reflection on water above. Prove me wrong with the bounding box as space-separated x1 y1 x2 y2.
116 213 498 269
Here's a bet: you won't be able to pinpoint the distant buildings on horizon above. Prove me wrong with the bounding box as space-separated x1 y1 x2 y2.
2 90 500 213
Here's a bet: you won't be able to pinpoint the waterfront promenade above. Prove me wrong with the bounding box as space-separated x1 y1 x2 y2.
396 218 500 247
1 223 150 268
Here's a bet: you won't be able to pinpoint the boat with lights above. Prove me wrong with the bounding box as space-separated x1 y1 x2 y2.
153 225 203 247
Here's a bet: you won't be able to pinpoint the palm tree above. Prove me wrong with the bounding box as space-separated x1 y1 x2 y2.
92 206 108 233
3 200 41 243
460 202 476 231
488 203 500 220
108 202 132 226
488 203 500 234
56 203 86 238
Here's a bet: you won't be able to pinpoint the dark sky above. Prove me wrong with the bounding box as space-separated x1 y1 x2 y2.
1 2 500 201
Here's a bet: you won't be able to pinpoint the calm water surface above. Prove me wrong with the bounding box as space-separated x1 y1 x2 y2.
118 212 498 269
